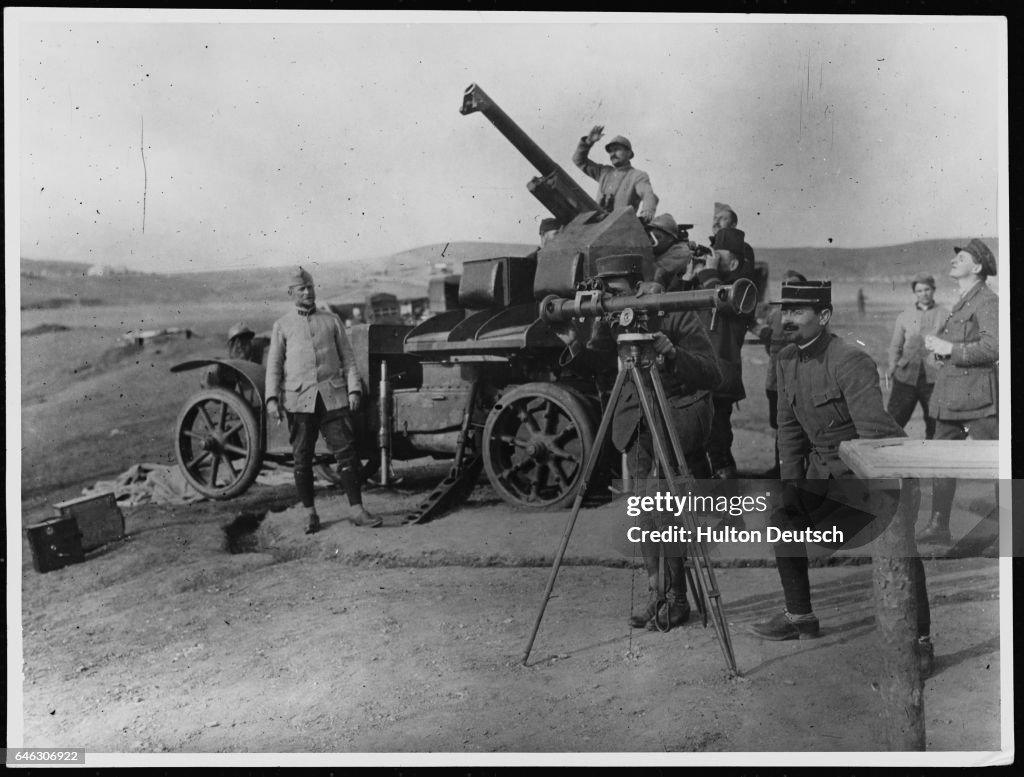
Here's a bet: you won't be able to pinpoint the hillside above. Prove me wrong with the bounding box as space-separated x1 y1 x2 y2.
19 240 537 310
753 238 999 284
19 237 996 311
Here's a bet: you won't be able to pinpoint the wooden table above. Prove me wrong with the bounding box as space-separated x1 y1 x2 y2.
837 437 1000 751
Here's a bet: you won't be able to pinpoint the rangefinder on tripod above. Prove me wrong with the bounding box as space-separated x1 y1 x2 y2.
540 276 757 333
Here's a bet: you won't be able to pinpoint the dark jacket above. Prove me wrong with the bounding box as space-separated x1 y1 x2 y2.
668 256 758 401
559 309 721 453
777 332 905 480
928 281 999 421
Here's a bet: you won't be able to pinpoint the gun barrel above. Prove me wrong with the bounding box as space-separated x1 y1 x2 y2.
540 278 758 324
461 83 602 216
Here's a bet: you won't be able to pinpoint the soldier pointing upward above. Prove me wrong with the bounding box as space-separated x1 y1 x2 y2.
573 125 659 223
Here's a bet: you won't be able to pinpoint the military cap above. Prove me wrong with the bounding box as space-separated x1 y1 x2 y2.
772 279 832 308
711 226 746 257
648 212 679 239
595 253 644 280
226 322 255 342
953 238 997 277
604 135 633 154
910 272 936 290
288 266 314 288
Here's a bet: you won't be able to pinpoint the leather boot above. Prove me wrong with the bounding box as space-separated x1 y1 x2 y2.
649 591 690 631
648 556 690 631
630 557 662 629
629 591 661 629
916 512 951 545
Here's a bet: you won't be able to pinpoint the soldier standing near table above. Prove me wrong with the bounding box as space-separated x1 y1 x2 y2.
885 272 949 441
749 279 933 675
573 126 659 223
918 239 999 546
265 266 382 534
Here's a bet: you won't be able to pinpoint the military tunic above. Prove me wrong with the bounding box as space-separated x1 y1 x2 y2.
572 140 658 216
928 280 999 422
265 307 362 414
777 332 905 480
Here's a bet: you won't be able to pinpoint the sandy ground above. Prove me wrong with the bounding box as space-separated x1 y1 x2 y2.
12 292 1010 765
14 435 1006 765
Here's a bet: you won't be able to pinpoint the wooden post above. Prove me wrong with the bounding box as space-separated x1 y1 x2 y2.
839 438 999 752
870 477 925 750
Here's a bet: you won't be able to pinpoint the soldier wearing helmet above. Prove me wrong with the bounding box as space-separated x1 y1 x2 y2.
265 265 382 534
573 125 659 223
200 321 266 390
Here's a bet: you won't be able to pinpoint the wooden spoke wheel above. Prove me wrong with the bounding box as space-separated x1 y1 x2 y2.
482 383 597 509
174 388 263 499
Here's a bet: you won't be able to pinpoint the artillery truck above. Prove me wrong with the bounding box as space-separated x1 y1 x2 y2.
171 84 756 521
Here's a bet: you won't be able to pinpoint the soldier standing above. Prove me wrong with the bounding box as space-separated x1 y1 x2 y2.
573 126 659 223
265 266 381 534
885 272 949 441
669 225 757 480
552 254 721 630
749 279 933 675
918 239 999 546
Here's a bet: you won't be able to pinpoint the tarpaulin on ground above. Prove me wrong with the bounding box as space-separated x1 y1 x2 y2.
79 463 305 506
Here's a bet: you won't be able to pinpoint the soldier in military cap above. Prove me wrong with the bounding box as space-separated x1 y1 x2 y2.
885 271 950 441
552 254 721 630
918 238 999 546
667 224 759 481
573 126 659 223
711 202 756 268
265 266 382 534
749 279 934 675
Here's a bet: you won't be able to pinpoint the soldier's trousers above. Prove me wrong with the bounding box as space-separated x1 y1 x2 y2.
772 480 931 637
627 395 713 598
932 415 998 525
286 397 362 508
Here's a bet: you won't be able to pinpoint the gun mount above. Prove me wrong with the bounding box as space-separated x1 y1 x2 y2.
170 85 761 520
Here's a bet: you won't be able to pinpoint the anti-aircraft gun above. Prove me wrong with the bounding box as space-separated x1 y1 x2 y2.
169 84 756 521
393 84 754 518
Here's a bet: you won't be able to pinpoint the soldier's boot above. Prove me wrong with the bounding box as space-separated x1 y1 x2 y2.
629 589 662 629
916 511 951 545
648 556 690 631
338 466 383 528
629 555 663 629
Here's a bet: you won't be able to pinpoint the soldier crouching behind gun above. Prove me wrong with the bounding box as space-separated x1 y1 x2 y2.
550 254 722 630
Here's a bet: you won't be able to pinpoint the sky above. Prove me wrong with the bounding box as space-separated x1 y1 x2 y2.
6 10 1008 273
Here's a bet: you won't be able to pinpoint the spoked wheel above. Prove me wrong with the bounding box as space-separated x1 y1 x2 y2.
482 382 597 509
174 388 263 499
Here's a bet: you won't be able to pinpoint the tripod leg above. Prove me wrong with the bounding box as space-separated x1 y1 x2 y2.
639 366 739 674
521 366 630 666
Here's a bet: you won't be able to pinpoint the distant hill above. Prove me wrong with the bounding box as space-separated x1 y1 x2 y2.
753 238 999 284
20 237 996 310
